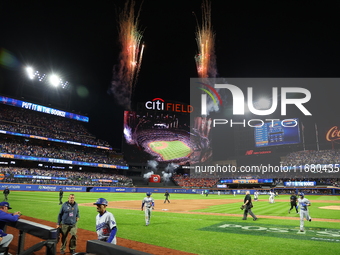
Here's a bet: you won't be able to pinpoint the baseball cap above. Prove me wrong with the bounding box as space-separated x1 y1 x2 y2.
0 202 12 209
93 198 108 206
0 230 7 237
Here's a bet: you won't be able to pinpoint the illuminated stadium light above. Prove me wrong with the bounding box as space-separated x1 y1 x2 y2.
49 74 61 86
61 81 69 89
26 67 35 79
24 66 70 89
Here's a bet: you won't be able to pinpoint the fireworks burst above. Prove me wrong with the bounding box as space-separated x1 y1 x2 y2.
195 0 216 79
110 0 144 110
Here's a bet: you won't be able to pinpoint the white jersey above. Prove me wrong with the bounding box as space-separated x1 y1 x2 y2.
96 210 117 244
298 197 311 211
142 196 154 208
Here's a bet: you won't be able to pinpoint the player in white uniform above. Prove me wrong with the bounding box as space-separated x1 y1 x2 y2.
297 193 312 232
141 192 154 226
269 190 275 203
254 190 259 201
93 198 117 244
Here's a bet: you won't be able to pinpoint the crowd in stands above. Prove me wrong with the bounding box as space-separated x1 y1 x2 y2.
0 136 127 166
282 149 340 165
172 174 218 188
0 167 133 186
0 104 110 146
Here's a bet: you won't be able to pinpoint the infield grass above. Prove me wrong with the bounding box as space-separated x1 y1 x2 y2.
6 192 340 255
148 140 191 160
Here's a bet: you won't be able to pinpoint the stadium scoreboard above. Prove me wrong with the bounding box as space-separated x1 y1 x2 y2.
254 119 300 147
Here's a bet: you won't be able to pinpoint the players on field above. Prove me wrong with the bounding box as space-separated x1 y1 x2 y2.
254 190 259 201
269 190 275 203
141 192 154 226
59 188 64 205
297 193 312 232
288 193 299 214
2 188 9 202
94 198 117 244
242 191 257 221
164 190 170 203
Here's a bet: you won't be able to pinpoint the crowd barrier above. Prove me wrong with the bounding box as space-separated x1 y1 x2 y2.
6 219 58 255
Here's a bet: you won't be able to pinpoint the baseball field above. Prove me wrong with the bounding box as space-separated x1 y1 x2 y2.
148 140 192 160
6 191 340 255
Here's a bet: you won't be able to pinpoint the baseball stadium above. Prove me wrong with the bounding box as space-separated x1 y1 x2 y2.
0 92 340 255
1 1 340 255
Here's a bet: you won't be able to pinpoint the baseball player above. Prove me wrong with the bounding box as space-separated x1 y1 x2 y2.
141 192 154 226
288 193 299 214
254 190 259 201
297 193 312 232
164 190 170 203
269 190 275 203
93 198 117 244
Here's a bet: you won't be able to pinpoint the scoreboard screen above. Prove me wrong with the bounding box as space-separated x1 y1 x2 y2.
254 119 300 147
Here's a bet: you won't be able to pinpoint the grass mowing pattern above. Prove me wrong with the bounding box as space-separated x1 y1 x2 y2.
148 140 191 160
7 192 340 255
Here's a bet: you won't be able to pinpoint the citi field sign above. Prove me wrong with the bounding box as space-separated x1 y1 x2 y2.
145 98 194 113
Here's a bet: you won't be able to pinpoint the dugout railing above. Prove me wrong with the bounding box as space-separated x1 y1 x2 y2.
6 218 58 255
5 219 153 255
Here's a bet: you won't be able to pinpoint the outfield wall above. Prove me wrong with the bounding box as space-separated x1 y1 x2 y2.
1 183 339 195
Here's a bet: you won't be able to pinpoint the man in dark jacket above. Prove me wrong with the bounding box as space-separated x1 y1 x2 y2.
242 191 257 221
3 188 9 201
57 194 79 254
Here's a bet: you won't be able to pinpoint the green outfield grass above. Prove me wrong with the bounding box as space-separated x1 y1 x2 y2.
5 192 340 255
148 140 191 160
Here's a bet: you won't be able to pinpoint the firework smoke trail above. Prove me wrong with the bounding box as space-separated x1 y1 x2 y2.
195 0 216 79
110 0 144 110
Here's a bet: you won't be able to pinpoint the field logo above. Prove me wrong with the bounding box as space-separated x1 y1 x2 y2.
201 84 312 116
200 222 340 243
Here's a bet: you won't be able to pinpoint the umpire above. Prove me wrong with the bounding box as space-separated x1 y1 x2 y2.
164 190 170 203
288 193 298 214
59 188 64 205
242 191 257 221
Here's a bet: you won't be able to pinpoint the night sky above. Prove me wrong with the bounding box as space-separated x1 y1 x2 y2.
1 1 340 150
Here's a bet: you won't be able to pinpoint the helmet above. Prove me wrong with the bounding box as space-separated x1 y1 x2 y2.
299 193 304 198
93 198 108 206
146 192 152 196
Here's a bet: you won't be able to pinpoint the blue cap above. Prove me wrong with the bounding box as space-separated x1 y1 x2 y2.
0 230 7 237
0 202 12 209
146 192 152 196
93 198 108 206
